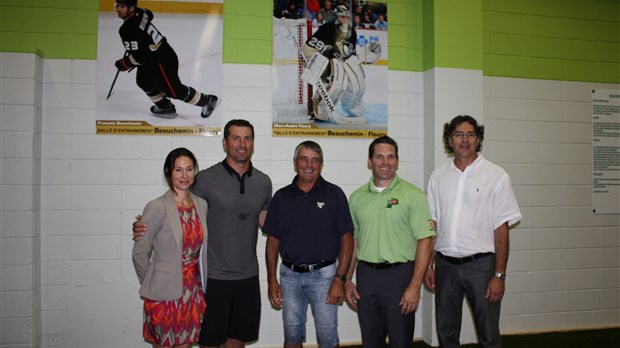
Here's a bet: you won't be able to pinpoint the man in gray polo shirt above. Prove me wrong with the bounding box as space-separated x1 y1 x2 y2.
134 119 272 348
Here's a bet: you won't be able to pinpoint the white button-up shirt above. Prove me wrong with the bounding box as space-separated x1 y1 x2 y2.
427 155 522 257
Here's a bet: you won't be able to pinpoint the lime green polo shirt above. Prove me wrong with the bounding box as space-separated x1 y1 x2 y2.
349 175 435 263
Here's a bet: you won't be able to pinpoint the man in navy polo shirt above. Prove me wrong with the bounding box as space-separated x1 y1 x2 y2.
264 140 354 348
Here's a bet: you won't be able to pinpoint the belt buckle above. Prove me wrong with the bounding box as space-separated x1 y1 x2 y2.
307 264 315 272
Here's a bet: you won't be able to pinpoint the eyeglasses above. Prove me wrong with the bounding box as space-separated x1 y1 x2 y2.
451 132 477 139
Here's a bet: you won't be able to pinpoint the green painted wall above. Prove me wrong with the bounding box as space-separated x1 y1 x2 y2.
482 0 620 83
223 0 272 64
384 0 424 71
0 0 618 82
423 0 483 71
0 0 98 59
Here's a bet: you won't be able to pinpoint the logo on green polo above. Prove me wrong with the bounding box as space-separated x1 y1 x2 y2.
386 198 399 208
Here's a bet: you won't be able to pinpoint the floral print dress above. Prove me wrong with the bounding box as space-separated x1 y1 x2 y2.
143 204 206 346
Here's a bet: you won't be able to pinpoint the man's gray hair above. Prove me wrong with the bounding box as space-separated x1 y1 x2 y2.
293 140 324 163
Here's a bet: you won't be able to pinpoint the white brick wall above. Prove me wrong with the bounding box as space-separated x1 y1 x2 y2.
0 52 43 348
1 53 618 347
484 76 620 334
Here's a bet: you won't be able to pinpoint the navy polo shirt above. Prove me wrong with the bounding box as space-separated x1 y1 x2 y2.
263 175 354 265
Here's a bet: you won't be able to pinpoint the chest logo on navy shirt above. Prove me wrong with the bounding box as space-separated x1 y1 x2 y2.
386 198 399 208
316 202 325 209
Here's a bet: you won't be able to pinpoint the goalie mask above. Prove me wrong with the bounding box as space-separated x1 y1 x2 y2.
335 4 352 37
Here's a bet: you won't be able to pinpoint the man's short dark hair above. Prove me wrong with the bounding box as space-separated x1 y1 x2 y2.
224 119 255 139
442 115 485 154
368 135 398 159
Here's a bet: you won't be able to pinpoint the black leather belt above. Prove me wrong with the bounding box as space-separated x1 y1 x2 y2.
282 259 335 273
361 260 406 270
438 252 493 265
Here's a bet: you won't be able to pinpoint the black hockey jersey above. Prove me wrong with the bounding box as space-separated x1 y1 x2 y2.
118 8 167 65
306 21 357 60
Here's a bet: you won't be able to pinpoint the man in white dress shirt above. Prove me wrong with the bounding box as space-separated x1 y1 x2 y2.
424 115 522 348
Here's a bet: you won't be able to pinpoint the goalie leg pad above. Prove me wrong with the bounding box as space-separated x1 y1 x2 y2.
340 95 366 118
341 56 367 118
312 81 339 122
312 59 347 122
327 58 347 104
343 56 365 98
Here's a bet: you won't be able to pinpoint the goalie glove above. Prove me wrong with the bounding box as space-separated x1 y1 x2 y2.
115 56 134 71
364 41 382 64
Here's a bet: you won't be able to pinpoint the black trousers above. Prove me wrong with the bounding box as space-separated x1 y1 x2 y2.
356 261 415 348
435 253 502 348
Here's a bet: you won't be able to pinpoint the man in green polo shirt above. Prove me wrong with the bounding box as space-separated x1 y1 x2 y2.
344 135 435 348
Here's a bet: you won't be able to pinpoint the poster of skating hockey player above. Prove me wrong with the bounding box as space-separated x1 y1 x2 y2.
96 0 223 136
272 0 388 138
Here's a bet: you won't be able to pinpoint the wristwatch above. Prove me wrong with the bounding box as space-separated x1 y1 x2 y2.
334 273 348 282
495 272 506 280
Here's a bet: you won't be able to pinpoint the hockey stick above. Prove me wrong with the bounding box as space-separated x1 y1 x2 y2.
106 68 121 100
106 51 133 100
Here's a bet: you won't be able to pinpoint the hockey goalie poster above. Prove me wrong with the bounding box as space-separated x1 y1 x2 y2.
273 0 388 138
95 0 223 136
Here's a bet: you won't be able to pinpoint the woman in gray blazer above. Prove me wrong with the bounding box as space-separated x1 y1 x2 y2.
132 148 208 348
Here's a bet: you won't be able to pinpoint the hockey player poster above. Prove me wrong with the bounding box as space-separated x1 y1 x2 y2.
273 0 388 138
96 0 223 136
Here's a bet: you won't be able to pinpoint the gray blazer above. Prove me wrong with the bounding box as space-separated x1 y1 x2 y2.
132 190 208 301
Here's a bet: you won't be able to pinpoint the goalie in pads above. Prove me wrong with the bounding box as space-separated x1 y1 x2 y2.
301 4 381 125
